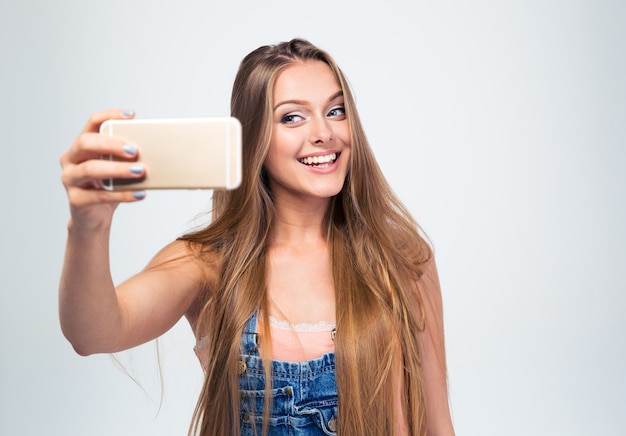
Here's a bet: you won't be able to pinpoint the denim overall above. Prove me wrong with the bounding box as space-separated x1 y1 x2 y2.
238 311 338 435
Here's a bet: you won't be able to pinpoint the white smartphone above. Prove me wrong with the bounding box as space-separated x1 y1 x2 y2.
99 117 242 190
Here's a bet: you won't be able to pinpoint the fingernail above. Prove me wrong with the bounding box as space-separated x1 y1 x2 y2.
133 191 146 200
129 165 144 175
123 144 137 156
122 109 135 118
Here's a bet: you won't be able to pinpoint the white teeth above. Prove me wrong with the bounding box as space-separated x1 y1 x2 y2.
299 153 337 166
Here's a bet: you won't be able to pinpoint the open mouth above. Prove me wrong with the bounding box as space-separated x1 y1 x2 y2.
297 152 339 168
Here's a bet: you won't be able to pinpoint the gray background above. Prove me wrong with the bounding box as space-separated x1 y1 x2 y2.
1 1 624 435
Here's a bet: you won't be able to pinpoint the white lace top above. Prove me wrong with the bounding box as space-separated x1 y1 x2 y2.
194 316 336 367
266 316 336 362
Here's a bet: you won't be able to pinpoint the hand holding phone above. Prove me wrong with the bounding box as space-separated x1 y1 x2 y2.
99 117 242 190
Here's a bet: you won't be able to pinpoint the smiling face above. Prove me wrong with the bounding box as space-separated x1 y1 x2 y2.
264 60 351 206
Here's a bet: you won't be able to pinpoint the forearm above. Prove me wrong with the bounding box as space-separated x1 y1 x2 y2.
59 220 124 355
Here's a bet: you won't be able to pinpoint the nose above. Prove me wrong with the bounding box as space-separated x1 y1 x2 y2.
309 116 332 145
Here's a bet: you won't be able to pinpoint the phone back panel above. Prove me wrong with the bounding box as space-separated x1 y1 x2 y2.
100 117 242 190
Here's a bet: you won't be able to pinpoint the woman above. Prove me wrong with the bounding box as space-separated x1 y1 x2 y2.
59 38 454 435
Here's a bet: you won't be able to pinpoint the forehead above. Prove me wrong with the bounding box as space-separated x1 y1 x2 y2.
273 60 341 103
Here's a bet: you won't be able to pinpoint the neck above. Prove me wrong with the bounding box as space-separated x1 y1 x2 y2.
270 195 331 246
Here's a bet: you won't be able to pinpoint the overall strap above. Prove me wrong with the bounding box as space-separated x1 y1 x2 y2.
239 310 260 357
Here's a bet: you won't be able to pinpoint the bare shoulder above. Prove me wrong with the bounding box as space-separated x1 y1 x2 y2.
145 239 220 327
119 239 219 323
146 239 215 276
417 256 440 290
103 240 220 351
414 256 455 434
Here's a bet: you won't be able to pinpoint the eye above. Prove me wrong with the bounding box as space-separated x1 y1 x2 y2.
280 113 304 124
327 106 346 119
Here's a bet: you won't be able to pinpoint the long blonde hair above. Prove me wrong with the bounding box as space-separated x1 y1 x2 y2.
183 38 433 435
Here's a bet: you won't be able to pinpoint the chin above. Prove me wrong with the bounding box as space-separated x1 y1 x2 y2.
314 185 345 199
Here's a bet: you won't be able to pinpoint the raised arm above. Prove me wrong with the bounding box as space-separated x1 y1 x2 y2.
58 110 206 355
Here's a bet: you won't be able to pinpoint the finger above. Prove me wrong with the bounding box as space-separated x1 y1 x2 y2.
61 132 139 167
66 186 146 209
81 108 135 134
61 158 146 190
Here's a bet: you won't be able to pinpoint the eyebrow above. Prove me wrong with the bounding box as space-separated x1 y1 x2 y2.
273 90 344 111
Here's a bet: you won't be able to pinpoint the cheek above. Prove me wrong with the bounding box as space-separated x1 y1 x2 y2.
336 124 351 147
270 129 300 154
265 135 294 176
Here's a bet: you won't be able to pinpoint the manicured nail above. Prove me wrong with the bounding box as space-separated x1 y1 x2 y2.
122 109 135 118
123 144 137 156
129 164 144 175
133 191 146 200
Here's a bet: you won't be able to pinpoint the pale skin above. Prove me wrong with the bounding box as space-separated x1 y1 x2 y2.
59 61 453 434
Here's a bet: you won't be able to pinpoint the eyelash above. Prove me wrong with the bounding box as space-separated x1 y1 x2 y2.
328 106 346 118
280 114 303 124
279 106 346 125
